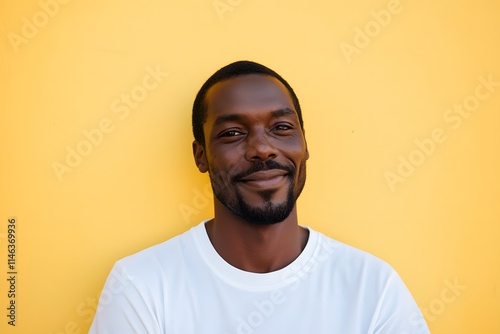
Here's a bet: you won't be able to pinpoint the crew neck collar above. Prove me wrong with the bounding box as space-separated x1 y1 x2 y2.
191 219 320 291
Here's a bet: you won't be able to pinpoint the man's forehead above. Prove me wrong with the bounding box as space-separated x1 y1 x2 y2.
204 74 295 117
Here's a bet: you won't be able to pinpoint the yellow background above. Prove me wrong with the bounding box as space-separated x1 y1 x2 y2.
1 0 499 333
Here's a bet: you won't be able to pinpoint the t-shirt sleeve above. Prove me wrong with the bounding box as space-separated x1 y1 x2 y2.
370 271 430 334
88 262 162 334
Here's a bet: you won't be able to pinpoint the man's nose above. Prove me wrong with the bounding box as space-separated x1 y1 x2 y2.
244 131 278 162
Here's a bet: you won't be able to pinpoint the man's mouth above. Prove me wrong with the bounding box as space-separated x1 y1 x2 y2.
238 170 289 189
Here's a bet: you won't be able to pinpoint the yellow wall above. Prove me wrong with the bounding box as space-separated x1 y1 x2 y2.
1 0 499 333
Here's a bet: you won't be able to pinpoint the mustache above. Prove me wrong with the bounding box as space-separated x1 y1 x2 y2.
232 160 295 183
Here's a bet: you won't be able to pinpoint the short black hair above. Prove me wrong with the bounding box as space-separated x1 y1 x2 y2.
192 60 304 147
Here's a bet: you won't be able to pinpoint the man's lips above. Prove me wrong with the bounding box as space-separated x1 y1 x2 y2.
237 170 289 189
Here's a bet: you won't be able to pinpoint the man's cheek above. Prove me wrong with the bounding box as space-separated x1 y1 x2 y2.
210 168 233 190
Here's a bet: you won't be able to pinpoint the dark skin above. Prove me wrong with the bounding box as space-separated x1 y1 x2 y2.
193 74 310 273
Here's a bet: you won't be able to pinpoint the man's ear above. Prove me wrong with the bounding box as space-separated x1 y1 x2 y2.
305 139 310 160
192 140 208 173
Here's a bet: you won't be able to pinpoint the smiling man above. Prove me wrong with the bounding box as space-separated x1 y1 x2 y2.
90 61 430 333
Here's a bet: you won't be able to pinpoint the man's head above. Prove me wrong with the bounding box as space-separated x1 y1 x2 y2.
192 61 309 225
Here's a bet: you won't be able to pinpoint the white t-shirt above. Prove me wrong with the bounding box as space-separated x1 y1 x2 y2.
89 221 430 334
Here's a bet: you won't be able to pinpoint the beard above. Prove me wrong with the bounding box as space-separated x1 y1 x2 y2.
209 159 307 225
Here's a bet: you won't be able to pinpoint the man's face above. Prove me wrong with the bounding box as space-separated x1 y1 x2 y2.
195 74 309 225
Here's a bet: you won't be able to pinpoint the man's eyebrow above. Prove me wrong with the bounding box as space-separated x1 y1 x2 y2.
213 114 245 127
213 108 297 127
270 107 296 118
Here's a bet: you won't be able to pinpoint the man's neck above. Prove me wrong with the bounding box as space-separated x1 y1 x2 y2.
204 206 309 273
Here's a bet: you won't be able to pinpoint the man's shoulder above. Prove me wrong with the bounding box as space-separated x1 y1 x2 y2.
112 223 202 278
309 227 396 277
308 229 429 333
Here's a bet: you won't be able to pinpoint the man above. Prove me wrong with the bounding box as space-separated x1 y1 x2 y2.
89 61 430 333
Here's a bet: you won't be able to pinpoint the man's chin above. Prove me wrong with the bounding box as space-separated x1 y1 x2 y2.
233 200 295 226
213 181 296 225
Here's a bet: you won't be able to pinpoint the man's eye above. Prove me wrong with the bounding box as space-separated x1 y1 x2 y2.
220 130 242 137
274 124 292 131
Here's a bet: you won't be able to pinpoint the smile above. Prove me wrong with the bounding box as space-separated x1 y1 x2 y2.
238 170 289 190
